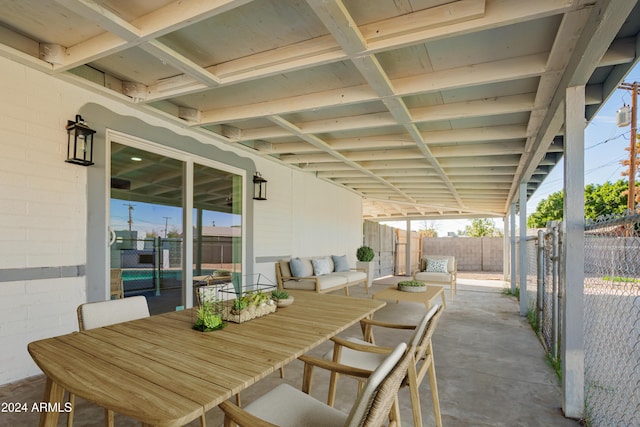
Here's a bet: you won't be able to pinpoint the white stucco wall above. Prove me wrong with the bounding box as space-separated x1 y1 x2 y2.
0 56 363 385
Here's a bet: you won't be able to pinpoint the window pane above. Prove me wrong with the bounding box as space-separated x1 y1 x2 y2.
192 163 243 294
110 142 184 314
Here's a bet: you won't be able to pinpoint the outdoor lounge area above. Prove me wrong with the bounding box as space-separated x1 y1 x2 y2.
2 1 640 426
0 273 578 427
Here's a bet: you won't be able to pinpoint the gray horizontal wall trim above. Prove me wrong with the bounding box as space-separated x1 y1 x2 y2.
0 265 85 283
256 255 290 263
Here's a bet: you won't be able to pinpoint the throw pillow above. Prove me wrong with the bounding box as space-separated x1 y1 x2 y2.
290 258 310 277
426 258 448 273
311 257 333 275
332 255 350 272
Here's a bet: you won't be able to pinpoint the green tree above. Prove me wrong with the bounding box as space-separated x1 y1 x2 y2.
459 218 502 237
527 190 564 228
584 180 628 218
527 180 629 228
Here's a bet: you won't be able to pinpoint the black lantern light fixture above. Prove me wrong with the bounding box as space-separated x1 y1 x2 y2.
65 114 96 166
252 172 267 200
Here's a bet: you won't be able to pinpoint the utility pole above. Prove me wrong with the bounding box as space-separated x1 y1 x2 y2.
618 82 638 211
163 216 171 237
124 203 135 233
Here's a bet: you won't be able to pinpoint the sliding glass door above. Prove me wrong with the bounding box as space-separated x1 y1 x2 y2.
109 139 244 314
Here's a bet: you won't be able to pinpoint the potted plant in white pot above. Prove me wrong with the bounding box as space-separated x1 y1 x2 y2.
356 245 375 291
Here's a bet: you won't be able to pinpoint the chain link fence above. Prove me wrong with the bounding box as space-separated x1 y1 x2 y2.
583 213 640 426
529 214 640 426
540 224 560 360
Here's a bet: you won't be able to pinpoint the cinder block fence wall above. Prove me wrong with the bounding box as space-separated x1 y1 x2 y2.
422 237 504 272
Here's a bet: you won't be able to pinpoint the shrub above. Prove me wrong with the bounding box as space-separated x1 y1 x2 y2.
356 245 375 262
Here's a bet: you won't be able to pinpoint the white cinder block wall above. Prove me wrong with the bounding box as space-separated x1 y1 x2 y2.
0 56 364 385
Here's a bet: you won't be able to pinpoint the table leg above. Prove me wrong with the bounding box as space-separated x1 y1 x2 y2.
39 377 64 427
440 292 447 309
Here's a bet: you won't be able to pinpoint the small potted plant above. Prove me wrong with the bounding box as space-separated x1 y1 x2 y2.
397 280 427 293
271 290 294 307
223 290 276 323
356 245 375 290
193 297 225 332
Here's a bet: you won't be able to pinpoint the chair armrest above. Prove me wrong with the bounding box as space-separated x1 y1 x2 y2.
359 318 416 343
360 318 416 330
219 400 278 427
330 336 394 354
298 354 374 379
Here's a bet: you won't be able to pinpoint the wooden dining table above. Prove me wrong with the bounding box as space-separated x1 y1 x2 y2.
28 290 385 427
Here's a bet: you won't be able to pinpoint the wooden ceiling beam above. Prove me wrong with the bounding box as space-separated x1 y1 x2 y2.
142 0 569 102
198 53 547 125
52 0 252 71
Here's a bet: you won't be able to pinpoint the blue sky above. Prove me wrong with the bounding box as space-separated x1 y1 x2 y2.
111 200 238 237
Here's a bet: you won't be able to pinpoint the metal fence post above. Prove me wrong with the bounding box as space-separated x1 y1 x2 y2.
551 221 559 360
537 229 544 334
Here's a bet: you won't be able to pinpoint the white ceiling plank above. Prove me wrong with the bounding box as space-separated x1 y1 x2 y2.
393 53 547 96
140 41 221 87
268 115 418 203
54 0 254 71
143 0 566 102
237 94 535 142
306 0 367 55
198 54 547 125
366 0 573 52
55 0 141 40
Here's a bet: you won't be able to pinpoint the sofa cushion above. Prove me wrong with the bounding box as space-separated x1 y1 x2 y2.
331 255 350 272
279 259 292 277
425 258 448 273
336 270 366 283
316 274 349 290
312 257 333 275
290 257 314 277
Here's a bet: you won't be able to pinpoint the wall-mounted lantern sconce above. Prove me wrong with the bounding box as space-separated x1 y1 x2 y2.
65 114 96 166
253 172 267 200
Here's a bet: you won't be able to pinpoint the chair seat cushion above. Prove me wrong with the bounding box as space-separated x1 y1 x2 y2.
243 383 347 427
323 337 387 372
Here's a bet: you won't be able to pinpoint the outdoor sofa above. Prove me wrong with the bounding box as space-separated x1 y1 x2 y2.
275 255 367 295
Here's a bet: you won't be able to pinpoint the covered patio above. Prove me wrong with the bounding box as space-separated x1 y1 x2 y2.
1 0 640 424
0 273 579 426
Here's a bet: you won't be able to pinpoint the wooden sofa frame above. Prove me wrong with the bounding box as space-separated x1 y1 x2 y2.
275 262 367 296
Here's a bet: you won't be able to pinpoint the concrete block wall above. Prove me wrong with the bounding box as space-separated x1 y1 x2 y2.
422 237 504 271
0 60 92 383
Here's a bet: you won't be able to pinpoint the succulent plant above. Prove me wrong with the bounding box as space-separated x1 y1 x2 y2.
397 280 425 287
271 290 290 300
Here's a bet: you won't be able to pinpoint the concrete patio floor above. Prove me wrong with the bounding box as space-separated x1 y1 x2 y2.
0 273 581 426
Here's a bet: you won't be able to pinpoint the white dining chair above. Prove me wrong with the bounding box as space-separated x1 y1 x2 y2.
318 304 443 427
67 296 150 427
218 342 411 427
